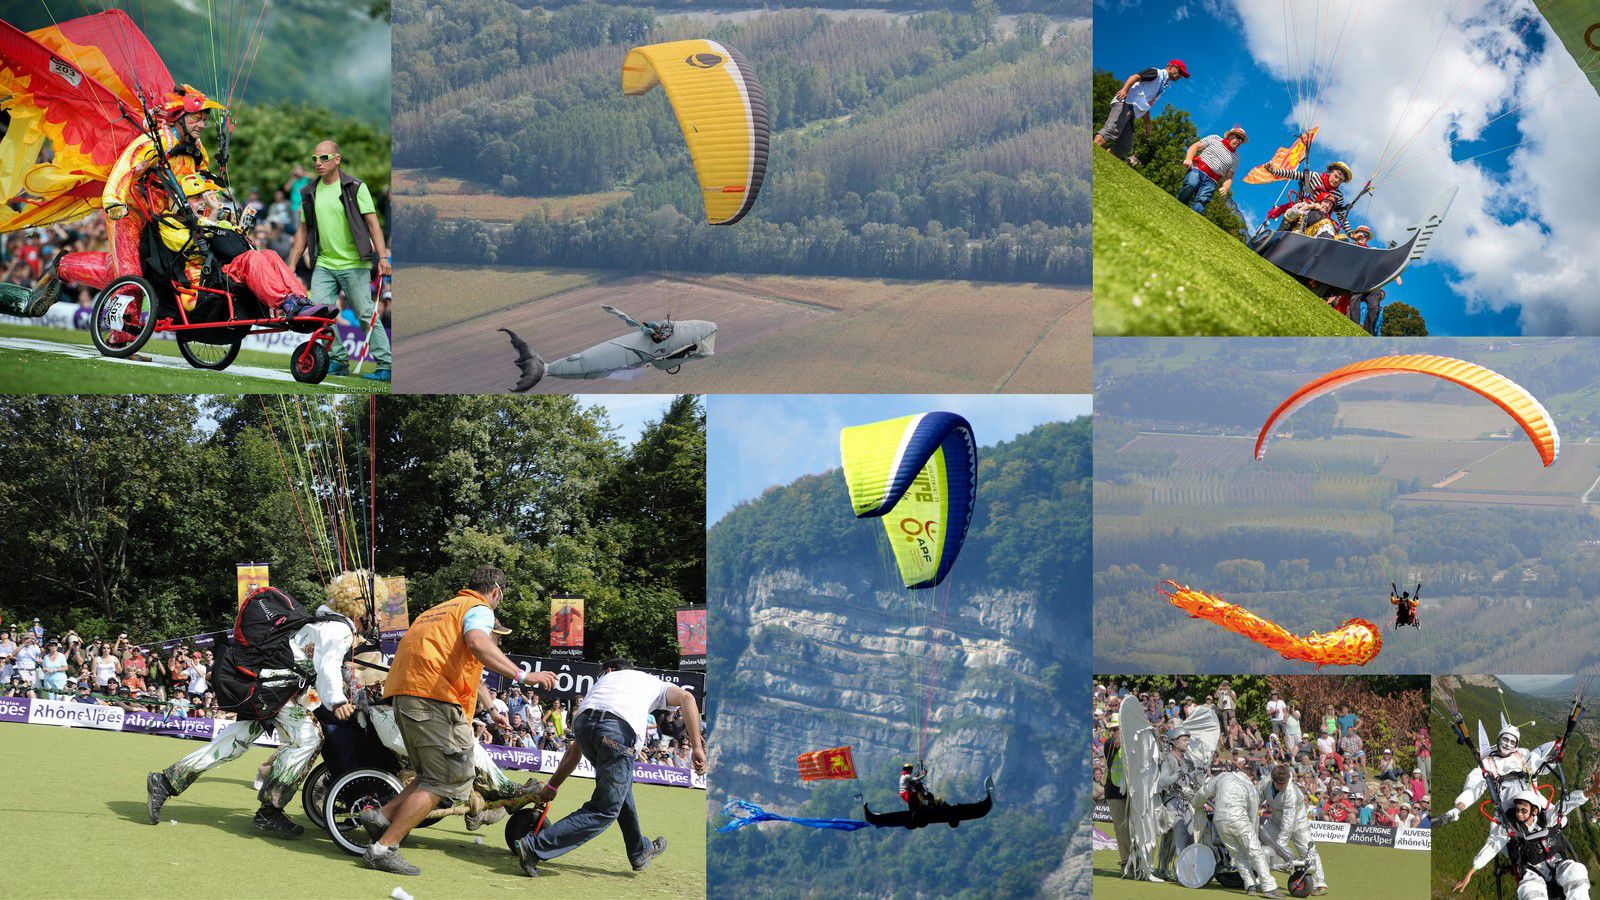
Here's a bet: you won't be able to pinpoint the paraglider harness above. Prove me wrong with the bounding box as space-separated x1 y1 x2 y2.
900 762 940 810
1445 687 1586 900
1392 582 1421 629
213 586 350 721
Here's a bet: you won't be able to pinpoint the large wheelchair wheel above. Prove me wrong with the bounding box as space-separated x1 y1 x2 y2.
178 335 242 370
89 276 158 358
300 762 331 831
291 340 329 384
322 768 403 856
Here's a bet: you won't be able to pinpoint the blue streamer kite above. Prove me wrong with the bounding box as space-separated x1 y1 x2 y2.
716 799 872 832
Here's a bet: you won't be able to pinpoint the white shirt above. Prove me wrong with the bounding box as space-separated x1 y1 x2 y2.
15 644 40 670
185 663 208 694
1267 699 1287 722
576 669 673 751
286 606 356 711
1123 67 1172 114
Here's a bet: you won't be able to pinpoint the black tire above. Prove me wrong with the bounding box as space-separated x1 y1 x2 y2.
177 336 242 370
89 276 158 358
291 340 329 384
322 768 403 856
504 804 550 853
300 762 330 831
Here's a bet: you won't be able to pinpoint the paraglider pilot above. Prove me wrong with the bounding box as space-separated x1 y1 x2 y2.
1391 583 1421 629
900 763 939 811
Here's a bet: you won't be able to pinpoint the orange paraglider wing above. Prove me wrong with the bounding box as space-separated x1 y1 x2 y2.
797 746 858 782
1243 128 1317 185
1254 355 1559 467
1159 581 1381 668
0 11 173 229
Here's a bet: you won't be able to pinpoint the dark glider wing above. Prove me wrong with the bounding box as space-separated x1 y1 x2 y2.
1249 187 1456 296
498 327 544 392
863 777 993 829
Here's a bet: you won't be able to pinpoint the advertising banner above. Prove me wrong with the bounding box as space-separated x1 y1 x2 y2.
675 605 706 671
236 563 270 608
549 595 585 658
486 654 706 705
378 575 410 639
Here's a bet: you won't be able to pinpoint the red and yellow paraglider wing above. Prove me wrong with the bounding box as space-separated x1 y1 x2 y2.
1244 128 1317 185
1254 355 1560 467
1159 581 1381 667
0 11 171 230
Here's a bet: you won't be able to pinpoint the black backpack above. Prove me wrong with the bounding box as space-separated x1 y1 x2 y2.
213 586 346 721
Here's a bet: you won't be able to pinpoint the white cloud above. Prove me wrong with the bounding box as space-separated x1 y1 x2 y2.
1232 0 1600 333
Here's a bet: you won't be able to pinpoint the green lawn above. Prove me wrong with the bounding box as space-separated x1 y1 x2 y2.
1092 151 1367 337
0 723 704 898
1089 839 1427 898
0 322 386 394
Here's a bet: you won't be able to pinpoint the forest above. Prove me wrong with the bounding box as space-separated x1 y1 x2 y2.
393 2 1090 283
0 395 703 669
706 416 1092 895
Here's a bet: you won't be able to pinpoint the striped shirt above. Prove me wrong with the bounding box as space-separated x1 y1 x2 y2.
1193 135 1241 181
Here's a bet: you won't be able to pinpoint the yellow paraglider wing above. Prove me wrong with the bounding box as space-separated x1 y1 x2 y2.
622 39 769 225
839 412 977 590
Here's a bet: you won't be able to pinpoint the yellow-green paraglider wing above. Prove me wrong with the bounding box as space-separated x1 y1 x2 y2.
622 39 769 225
1538 3 1600 97
839 412 977 590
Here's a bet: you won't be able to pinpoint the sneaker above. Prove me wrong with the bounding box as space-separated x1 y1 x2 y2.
361 368 391 382
630 836 667 872
1312 888 1328 896
358 806 390 842
279 295 310 318
513 833 542 878
466 806 507 831
251 805 305 838
327 360 351 377
146 772 174 824
361 843 420 876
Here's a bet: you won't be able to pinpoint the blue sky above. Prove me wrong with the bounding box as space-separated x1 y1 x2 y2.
706 394 1093 524
577 394 678 446
1095 0 1600 335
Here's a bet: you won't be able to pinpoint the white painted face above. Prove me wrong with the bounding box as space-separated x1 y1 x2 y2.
1498 733 1519 755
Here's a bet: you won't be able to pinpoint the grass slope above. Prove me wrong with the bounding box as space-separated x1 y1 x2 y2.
1092 151 1366 337
1090 839 1428 898
0 723 704 898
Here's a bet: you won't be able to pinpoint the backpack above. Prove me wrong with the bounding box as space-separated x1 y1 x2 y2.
213 586 346 721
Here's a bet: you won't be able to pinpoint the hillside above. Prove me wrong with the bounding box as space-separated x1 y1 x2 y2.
1092 151 1366 336
706 418 1092 896
1432 676 1600 899
392 4 1090 284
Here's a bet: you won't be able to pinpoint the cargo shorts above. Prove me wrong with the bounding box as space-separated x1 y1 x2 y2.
393 694 475 803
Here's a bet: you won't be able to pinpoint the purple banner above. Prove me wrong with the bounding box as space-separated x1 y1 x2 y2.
122 709 219 741
479 742 703 789
0 696 30 723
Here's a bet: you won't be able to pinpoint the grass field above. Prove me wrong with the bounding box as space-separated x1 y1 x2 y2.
392 265 607 338
393 169 630 223
1333 399 1509 440
1089 840 1427 898
0 323 385 394
0 723 704 898
1091 152 1367 337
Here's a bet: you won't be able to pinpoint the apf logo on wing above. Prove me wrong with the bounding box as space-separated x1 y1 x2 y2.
685 52 724 69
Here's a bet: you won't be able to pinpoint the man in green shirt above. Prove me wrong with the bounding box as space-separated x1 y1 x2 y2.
289 140 393 381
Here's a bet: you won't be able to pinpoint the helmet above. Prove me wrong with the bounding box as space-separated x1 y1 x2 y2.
1326 161 1354 182
1509 790 1547 811
176 173 224 197
158 84 225 121
1498 724 1522 747
902 764 914 772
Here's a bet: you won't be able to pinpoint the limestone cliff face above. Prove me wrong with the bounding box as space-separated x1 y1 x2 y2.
712 560 1084 829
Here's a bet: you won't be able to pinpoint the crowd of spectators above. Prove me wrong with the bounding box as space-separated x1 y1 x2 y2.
0 163 391 334
1093 679 1432 829
3 619 702 770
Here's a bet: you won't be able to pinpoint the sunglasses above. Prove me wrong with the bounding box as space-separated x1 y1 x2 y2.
310 153 339 163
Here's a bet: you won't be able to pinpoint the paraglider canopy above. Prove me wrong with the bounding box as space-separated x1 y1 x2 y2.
623 39 770 226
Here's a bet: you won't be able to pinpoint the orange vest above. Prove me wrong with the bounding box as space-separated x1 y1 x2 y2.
384 590 487 717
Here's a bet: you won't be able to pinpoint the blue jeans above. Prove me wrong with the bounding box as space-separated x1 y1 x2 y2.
309 265 390 368
1177 167 1218 212
529 713 649 863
